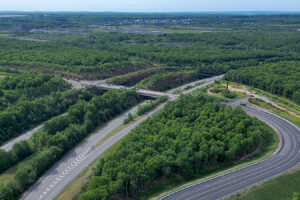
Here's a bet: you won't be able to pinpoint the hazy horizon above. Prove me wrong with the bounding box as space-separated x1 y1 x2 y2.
1 0 300 12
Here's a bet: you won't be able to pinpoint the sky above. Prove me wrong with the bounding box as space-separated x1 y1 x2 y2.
1 0 300 12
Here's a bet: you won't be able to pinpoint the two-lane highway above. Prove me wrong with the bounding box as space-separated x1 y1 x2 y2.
161 104 300 200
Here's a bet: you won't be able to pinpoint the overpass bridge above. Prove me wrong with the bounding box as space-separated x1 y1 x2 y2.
96 84 179 99
65 79 179 99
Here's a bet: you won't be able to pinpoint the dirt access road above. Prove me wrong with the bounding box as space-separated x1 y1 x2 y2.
226 84 300 118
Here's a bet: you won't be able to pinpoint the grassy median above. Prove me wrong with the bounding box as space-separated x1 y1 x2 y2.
228 165 300 200
56 115 141 200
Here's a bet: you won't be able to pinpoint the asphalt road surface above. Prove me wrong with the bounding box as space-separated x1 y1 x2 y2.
0 125 43 151
161 104 300 200
20 75 222 200
169 75 224 94
0 113 67 152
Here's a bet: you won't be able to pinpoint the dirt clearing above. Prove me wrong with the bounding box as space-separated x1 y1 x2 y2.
226 84 300 118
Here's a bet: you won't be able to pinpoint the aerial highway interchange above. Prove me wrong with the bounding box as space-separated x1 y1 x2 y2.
17 75 300 200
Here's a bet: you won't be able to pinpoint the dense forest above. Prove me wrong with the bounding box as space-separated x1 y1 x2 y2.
0 85 105 173
1 13 300 30
80 94 273 200
0 89 140 200
225 61 300 104
0 69 70 108
1 30 299 91
0 68 78 145
0 13 299 200
1 14 300 92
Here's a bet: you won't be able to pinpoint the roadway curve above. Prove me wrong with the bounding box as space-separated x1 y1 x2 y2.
21 75 223 200
161 104 300 200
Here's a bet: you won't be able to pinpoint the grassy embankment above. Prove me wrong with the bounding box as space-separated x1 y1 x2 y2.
0 154 36 187
252 89 300 115
249 98 300 128
204 81 246 101
227 165 300 200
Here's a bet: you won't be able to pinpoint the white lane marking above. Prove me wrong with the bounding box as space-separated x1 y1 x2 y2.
39 146 92 199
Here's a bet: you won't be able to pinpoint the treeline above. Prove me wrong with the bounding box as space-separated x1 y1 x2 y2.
0 141 32 173
0 89 140 200
80 94 273 200
110 69 204 91
1 14 300 30
0 70 70 110
0 37 151 80
136 71 199 91
225 61 300 104
0 88 91 145
0 87 85 143
0 70 77 145
109 68 162 87
0 88 97 172
137 96 168 116
1 29 300 82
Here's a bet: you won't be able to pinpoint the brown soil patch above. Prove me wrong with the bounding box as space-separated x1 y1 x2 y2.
207 88 214 95
225 84 300 118
1 65 152 80
225 84 251 95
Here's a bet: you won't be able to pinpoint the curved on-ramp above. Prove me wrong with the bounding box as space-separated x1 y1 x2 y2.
161 105 300 200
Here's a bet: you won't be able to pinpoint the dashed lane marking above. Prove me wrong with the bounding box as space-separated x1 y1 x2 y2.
39 146 92 199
